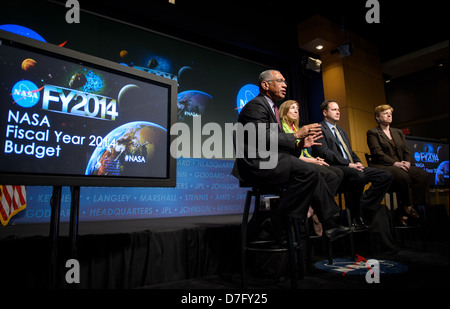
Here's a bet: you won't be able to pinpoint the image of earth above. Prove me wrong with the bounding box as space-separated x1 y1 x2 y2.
177 90 212 122
435 161 449 186
85 121 167 177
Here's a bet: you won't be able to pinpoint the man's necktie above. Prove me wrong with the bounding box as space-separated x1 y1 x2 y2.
333 126 354 163
273 104 281 130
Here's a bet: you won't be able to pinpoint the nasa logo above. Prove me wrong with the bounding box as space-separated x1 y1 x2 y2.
236 84 259 114
11 80 41 108
414 152 421 162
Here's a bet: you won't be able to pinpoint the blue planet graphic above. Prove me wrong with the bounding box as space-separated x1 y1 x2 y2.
435 161 449 186
0 24 46 42
177 90 212 121
85 121 167 176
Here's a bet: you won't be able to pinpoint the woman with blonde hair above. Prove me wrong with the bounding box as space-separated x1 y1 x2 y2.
367 104 429 226
279 100 344 235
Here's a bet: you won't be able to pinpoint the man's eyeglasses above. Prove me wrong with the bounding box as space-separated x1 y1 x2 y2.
266 79 287 85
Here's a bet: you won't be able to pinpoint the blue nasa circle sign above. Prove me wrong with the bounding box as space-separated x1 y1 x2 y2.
414 152 421 162
236 84 259 114
11 80 40 108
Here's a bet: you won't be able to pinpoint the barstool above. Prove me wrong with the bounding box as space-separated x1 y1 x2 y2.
337 190 373 255
385 190 427 250
304 191 355 268
365 153 427 250
240 185 304 289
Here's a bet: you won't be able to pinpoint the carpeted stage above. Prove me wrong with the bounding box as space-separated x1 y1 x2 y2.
0 209 449 291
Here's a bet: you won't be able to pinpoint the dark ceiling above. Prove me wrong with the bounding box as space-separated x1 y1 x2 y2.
73 0 448 78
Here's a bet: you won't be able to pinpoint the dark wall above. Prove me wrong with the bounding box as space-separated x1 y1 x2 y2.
386 64 449 141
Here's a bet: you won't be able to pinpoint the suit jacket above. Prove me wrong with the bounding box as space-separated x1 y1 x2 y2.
232 94 299 186
366 126 413 166
311 120 361 165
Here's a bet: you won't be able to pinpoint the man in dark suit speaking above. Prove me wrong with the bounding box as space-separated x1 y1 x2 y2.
232 70 349 241
311 100 393 230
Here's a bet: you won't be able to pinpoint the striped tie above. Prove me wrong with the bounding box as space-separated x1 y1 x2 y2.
333 126 354 163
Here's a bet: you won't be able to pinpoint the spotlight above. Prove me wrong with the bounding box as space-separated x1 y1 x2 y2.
331 43 353 57
337 43 353 57
382 73 391 84
305 57 322 73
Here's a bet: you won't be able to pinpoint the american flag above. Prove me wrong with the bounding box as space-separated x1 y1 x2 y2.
0 185 26 226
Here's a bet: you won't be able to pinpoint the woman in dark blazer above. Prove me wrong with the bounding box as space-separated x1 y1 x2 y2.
367 104 429 226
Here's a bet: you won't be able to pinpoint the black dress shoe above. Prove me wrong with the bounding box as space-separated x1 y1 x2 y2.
323 220 352 241
352 217 371 232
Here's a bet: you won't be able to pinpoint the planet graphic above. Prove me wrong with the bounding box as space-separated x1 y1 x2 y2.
81 70 104 93
177 90 212 121
177 66 195 87
118 84 140 104
0 24 46 42
423 143 434 153
117 84 142 119
435 161 449 186
120 50 128 58
147 58 158 69
21 58 36 71
85 121 167 177
69 72 87 89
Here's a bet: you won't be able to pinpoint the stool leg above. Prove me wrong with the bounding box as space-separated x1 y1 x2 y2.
241 190 253 289
304 218 314 273
418 205 427 251
390 193 400 245
286 219 298 289
293 219 305 279
327 239 333 265
345 209 355 260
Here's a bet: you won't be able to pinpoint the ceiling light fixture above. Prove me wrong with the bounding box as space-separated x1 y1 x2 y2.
305 57 322 73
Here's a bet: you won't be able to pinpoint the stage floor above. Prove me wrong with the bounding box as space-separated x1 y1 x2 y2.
143 240 449 290
1 213 449 291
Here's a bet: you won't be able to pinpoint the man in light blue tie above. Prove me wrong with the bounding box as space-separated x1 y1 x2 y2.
311 100 393 231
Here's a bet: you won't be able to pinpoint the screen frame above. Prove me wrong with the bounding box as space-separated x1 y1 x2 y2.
0 30 177 187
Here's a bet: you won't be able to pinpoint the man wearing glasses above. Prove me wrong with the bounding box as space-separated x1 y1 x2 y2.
232 70 350 242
